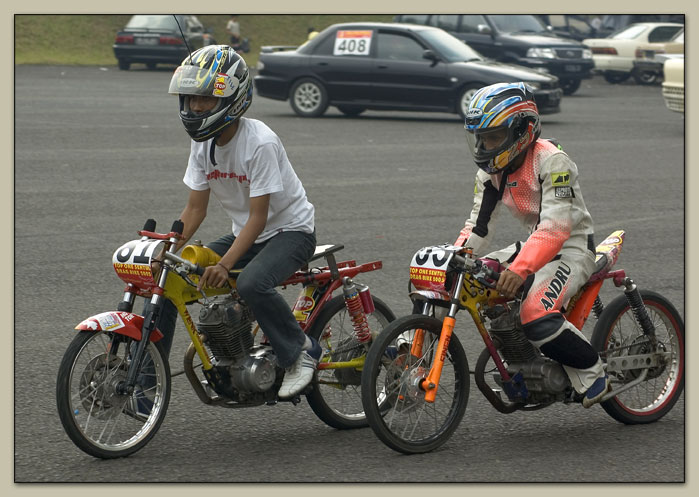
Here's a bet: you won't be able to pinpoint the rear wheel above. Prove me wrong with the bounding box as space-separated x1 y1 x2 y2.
289 78 329 117
56 330 170 459
590 290 684 424
117 59 131 71
146 62 157 70
306 295 395 429
361 315 470 454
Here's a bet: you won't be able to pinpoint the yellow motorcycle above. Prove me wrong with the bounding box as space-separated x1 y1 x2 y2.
360 231 684 454
56 219 395 458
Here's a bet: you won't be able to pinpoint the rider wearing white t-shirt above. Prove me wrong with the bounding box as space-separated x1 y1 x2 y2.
165 45 321 399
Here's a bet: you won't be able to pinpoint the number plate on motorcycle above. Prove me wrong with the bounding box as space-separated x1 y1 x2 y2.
409 244 459 294
112 239 164 289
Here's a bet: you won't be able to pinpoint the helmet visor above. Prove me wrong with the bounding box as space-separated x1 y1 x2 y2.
168 65 239 98
465 125 511 163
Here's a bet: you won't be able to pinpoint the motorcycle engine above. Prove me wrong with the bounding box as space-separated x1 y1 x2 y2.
487 304 569 401
197 295 277 394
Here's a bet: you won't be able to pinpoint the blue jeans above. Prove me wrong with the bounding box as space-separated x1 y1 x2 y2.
145 229 316 369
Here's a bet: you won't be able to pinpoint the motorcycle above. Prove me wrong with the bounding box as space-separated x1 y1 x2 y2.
56 219 395 459
360 230 684 454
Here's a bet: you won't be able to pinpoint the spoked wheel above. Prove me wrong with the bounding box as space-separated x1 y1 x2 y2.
306 295 395 429
591 290 684 424
361 315 470 454
56 330 171 459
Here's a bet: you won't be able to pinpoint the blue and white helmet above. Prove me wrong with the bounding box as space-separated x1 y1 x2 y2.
464 82 540 174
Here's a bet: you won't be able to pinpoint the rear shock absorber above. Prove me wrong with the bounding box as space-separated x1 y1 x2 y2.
623 278 655 337
342 277 372 344
591 296 605 319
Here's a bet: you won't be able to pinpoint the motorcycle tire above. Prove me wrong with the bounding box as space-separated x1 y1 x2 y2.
56 330 171 459
590 290 684 424
361 314 470 454
306 294 396 429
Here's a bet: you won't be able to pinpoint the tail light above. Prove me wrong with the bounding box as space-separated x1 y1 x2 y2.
159 36 184 45
591 47 618 55
115 34 134 44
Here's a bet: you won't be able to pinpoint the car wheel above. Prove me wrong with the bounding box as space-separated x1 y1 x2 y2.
337 105 366 117
117 59 131 71
457 84 483 119
289 78 329 117
146 62 157 70
559 78 581 95
603 71 630 84
631 68 660 85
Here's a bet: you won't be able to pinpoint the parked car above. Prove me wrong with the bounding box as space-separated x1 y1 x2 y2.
393 14 594 95
113 15 216 71
593 14 685 39
582 22 683 84
632 28 684 85
662 57 684 114
536 15 598 41
253 22 562 118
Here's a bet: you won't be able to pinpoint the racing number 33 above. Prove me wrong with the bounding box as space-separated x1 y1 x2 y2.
334 30 372 56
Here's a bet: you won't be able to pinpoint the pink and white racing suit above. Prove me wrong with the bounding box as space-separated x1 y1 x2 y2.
455 139 604 394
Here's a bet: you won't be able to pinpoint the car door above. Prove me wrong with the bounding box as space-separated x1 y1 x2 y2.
371 29 449 108
306 27 376 102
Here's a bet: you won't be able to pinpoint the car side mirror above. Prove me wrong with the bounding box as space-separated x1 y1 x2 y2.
422 49 440 66
477 24 492 35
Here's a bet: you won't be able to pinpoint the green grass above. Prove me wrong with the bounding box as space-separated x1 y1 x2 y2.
14 14 393 68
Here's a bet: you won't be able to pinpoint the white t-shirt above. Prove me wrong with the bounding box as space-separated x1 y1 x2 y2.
183 118 315 243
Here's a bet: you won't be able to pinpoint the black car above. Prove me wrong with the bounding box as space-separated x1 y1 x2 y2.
394 14 594 95
254 22 561 118
113 15 216 71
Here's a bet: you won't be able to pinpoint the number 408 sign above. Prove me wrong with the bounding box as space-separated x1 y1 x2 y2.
334 30 372 56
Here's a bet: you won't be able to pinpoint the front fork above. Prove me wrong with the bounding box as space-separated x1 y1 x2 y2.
115 253 173 396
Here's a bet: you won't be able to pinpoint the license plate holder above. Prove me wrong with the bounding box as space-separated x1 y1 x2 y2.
564 64 581 72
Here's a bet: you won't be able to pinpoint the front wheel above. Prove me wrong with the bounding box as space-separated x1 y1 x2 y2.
336 105 366 117
306 294 396 429
457 84 483 119
361 315 470 454
632 68 660 85
603 71 630 84
56 330 171 459
590 290 684 424
559 77 582 95
289 78 329 117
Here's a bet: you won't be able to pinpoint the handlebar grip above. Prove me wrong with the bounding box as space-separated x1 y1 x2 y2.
171 219 184 235
143 218 156 232
191 264 205 277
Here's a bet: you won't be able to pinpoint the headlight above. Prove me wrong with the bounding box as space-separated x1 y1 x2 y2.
582 48 593 59
527 48 556 59
525 82 541 91
256 61 265 70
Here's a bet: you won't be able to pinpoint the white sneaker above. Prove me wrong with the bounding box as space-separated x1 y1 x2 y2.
278 337 321 399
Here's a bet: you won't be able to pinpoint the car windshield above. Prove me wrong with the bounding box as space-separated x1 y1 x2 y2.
125 15 179 31
418 29 482 62
611 24 647 40
489 15 547 34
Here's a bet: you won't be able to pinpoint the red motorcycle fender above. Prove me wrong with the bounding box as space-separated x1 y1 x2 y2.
75 311 164 342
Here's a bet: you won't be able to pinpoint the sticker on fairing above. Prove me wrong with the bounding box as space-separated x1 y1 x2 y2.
334 30 372 56
77 312 126 332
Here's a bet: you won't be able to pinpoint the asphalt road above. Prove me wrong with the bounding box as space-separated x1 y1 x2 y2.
14 65 685 483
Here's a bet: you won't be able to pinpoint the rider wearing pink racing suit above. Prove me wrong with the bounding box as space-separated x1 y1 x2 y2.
456 82 609 407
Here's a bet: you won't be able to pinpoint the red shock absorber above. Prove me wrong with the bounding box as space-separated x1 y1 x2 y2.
342 277 372 343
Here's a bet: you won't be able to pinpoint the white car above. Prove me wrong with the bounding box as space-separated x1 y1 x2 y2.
662 57 684 113
583 22 683 84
